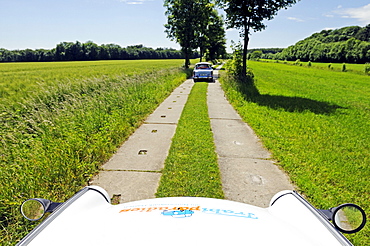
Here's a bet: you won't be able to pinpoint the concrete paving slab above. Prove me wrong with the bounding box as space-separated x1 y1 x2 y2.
207 77 242 120
218 157 293 207
91 171 161 203
102 124 177 171
145 103 185 125
171 81 193 95
208 73 294 207
145 79 193 124
207 81 235 105
210 118 271 159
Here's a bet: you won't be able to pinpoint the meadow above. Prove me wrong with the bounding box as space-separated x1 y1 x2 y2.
0 60 185 105
262 59 369 75
0 59 188 244
220 61 369 245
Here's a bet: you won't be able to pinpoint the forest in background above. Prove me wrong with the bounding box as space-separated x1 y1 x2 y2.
274 25 370 63
0 42 194 62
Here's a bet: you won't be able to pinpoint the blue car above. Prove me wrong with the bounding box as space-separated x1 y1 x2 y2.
193 62 213 82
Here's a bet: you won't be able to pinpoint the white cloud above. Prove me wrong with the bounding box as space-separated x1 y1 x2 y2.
323 27 337 31
126 1 143 4
338 4 370 24
118 0 151 4
287 17 304 22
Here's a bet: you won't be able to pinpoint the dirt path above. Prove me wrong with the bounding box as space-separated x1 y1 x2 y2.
91 68 294 207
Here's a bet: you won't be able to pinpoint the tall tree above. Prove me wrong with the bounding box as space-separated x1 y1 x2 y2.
164 0 214 68
220 0 299 78
205 10 227 61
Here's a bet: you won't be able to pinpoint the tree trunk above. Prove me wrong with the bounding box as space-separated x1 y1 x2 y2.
185 55 190 68
242 32 250 80
183 47 190 68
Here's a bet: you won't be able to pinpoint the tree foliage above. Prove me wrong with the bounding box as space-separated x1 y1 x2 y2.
276 25 370 63
164 0 215 67
220 0 299 78
204 10 227 61
0 41 191 62
164 0 226 66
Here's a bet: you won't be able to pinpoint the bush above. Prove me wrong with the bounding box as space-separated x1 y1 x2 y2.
365 63 370 75
226 41 244 76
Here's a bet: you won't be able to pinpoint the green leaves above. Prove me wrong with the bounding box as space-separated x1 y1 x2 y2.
221 0 299 76
164 0 226 66
276 25 370 63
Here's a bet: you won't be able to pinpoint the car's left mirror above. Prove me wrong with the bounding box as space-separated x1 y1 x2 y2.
21 199 49 221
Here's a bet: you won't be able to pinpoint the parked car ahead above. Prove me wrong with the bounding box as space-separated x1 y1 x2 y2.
193 62 213 82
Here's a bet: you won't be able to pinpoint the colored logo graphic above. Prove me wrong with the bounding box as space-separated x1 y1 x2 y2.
162 209 194 218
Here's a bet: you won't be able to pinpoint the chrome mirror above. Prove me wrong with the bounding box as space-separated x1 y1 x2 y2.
332 204 366 234
21 198 50 221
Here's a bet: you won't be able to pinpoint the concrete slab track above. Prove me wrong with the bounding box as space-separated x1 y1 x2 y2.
91 68 294 207
90 79 194 203
207 77 294 207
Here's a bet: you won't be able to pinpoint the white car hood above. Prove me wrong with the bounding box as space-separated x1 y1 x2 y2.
18 188 350 246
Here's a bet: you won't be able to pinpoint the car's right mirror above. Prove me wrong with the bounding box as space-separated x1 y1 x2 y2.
332 204 366 234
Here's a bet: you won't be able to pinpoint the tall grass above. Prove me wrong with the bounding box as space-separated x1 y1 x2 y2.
0 60 188 244
0 60 184 106
220 61 369 245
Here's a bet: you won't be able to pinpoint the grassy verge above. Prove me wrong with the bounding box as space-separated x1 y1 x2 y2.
220 61 369 245
156 82 224 198
0 61 188 245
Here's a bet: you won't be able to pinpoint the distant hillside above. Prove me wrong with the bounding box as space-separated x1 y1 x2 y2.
276 25 370 63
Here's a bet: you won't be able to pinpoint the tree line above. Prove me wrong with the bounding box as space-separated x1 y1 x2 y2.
164 0 299 75
275 25 370 63
0 42 192 62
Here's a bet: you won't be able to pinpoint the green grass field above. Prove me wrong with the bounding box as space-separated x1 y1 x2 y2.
0 60 185 105
0 60 188 244
220 60 369 245
262 59 369 75
301 61 368 74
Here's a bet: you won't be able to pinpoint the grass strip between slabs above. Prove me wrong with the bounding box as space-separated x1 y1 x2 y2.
156 82 224 198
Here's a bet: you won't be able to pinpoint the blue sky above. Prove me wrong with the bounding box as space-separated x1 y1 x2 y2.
0 0 369 52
